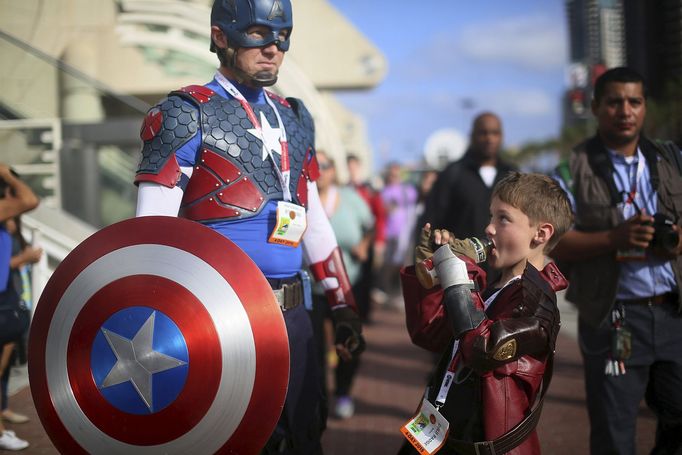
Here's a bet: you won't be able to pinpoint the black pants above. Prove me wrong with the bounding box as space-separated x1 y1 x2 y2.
579 301 682 455
355 248 374 322
262 304 325 455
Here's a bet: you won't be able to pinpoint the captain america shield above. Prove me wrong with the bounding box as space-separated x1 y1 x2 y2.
28 216 289 454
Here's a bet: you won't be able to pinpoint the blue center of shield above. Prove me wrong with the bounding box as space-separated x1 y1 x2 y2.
91 306 189 414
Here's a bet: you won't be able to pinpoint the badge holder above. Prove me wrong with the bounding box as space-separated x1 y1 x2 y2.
400 398 449 454
268 201 307 247
605 304 631 376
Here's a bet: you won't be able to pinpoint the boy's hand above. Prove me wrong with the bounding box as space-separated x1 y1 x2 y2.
432 245 472 289
415 224 439 288
415 223 434 264
415 224 483 289
419 223 485 262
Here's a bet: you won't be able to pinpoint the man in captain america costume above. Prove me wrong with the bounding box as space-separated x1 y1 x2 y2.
134 0 364 453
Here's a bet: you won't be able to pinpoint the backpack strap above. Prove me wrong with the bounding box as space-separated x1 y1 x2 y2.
639 137 661 191
555 160 574 197
584 136 621 206
653 139 682 177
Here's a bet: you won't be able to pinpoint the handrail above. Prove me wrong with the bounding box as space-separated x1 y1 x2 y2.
0 29 150 115
21 208 97 304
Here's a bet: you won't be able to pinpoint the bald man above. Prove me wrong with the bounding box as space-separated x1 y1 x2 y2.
417 113 516 265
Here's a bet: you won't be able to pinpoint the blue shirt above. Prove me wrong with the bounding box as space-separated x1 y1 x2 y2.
0 226 11 293
175 78 302 279
555 147 677 299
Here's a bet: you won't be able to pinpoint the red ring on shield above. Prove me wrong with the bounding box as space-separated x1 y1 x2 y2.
68 275 220 444
29 217 289 454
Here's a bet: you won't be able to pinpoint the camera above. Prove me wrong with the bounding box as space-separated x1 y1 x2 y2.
650 213 679 253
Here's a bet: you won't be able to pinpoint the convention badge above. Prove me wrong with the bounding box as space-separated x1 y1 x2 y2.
612 326 632 361
269 201 307 247
400 399 449 454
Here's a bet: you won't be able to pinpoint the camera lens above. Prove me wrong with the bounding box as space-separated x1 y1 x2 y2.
657 230 679 252
651 213 679 253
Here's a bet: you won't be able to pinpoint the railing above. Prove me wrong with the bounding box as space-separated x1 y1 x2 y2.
14 203 94 311
0 29 148 229
0 30 143 295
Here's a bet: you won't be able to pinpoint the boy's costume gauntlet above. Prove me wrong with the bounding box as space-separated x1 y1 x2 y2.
432 245 486 339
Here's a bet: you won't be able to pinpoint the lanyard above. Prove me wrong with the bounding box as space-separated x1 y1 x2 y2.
434 275 521 408
435 345 459 408
214 71 292 201
621 154 645 208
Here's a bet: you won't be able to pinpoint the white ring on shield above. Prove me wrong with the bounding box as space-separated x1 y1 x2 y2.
44 244 256 454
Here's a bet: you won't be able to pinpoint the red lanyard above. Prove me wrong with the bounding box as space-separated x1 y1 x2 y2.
620 153 645 209
214 72 292 201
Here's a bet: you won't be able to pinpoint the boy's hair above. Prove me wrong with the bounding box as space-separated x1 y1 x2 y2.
593 66 647 105
492 172 573 252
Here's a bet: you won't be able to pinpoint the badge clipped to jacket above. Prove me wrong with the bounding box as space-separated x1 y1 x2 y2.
400 398 449 454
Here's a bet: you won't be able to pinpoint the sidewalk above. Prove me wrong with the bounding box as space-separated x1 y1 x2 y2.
4 296 657 454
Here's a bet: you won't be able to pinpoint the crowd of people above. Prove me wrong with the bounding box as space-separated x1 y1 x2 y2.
3 0 682 454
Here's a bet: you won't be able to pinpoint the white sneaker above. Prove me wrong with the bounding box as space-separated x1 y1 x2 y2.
0 430 29 451
334 396 355 419
370 288 388 306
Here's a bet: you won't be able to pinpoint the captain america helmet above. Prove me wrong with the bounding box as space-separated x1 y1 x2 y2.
211 0 293 52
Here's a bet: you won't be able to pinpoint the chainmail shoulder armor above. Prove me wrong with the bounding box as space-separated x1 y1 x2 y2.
136 94 200 186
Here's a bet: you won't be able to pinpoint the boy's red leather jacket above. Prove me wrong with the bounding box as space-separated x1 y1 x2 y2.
401 258 567 454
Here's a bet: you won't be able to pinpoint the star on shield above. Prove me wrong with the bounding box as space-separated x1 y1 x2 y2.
100 311 187 411
247 111 283 161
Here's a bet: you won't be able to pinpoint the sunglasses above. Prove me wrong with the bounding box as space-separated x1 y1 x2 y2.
318 162 334 171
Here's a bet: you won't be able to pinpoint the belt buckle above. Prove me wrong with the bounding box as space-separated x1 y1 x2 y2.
272 288 285 310
474 441 496 455
272 280 302 311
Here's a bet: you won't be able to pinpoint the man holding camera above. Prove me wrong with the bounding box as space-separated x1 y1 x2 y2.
552 67 682 454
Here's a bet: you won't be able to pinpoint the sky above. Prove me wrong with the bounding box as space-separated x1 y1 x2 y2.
327 0 569 170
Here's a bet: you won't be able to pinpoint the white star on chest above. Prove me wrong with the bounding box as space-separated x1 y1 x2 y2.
247 111 283 161
100 312 186 411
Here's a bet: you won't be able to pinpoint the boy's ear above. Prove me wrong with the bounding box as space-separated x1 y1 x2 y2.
532 222 554 248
